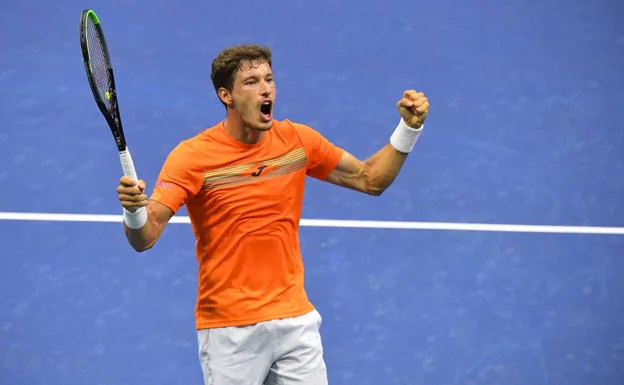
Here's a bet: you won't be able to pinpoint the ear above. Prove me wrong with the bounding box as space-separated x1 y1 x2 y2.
218 87 233 107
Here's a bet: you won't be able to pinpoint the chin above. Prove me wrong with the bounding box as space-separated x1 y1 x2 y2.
253 121 273 131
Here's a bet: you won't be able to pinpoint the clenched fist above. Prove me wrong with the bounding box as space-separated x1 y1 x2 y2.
397 90 430 129
117 176 148 212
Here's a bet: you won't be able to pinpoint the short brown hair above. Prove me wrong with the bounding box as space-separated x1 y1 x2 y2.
211 44 272 99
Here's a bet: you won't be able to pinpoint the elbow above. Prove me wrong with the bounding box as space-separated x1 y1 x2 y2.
131 239 157 253
359 169 387 196
365 182 387 196
125 230 156 253
360 165 393 196
132 244 151 253
364 173 397 196
367 187 386 196
122 209 166 253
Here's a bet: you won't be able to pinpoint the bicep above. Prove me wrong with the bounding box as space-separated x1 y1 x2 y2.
145 200 175 245
148 200 174 226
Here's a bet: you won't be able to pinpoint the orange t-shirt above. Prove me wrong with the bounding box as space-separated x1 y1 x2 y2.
150 119 344 329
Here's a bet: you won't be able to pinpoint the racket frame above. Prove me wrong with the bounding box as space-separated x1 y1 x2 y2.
79 9 139 181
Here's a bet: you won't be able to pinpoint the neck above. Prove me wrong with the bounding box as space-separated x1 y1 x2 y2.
223 111 266 145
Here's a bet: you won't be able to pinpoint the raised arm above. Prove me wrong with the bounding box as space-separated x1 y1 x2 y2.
324 144 409 196
325 89 430 195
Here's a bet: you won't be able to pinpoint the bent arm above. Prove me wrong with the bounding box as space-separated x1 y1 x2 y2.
325 89 429 195
124 200 174 252
325 143 409 196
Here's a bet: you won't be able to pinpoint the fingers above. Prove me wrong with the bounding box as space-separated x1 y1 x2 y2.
118 194 148 209
117 184 144 195
398 90 428 105
118 192 148 202
398 90 430 113
397 98 430 113
117 177 148 210
397 89 430 128
120 176 144 188
414 100 430 114
404 90 427 105
397 99 411 109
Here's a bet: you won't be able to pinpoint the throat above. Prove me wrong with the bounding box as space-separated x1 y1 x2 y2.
223 118 267 145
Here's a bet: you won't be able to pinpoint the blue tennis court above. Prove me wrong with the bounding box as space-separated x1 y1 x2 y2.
1 0 623 384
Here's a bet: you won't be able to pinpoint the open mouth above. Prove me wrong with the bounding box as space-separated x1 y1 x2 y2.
260 101 273 121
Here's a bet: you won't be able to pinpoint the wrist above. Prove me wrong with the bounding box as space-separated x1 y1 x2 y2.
123 206 148 229
390 118 423 153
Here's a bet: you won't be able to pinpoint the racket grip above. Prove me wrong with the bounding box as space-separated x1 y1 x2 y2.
119 148 139 182
119 147 148 229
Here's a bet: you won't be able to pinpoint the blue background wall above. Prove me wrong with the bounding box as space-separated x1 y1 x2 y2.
1 1 623 384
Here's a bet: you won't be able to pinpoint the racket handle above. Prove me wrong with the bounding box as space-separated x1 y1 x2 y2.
119 147 148 229
119 148 139 182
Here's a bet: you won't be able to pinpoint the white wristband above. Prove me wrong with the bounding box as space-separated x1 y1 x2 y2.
390 118 423 153
123 207 148 229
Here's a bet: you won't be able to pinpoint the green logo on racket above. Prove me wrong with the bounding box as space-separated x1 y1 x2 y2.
105 91 111 100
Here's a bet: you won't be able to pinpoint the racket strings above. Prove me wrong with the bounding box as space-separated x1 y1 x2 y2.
86 20 113 112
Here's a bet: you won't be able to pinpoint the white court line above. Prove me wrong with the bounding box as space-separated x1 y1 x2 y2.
0 211 623 235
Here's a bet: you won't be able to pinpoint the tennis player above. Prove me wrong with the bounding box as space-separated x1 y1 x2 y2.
116 44 430 385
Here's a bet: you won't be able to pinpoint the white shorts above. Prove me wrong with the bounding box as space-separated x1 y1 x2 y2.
197 309 328 385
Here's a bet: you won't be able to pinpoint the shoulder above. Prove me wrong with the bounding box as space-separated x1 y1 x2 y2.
170 122 222 155
165 137 198 163
160 123 222 170
276 118 312 131
273 119 321 142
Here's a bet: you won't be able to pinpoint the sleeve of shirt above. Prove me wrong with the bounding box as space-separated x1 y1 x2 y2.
149 141 203 214
291 121 344 181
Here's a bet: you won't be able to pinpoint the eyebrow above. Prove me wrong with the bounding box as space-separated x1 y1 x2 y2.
241 73 273 82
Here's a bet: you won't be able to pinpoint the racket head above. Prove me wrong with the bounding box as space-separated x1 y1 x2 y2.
79 9 127 151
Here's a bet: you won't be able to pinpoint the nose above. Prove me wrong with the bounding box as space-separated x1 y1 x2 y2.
260 79 272 97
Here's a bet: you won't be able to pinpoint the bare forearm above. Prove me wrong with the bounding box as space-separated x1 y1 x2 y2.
326 89 429 196
121 200 172 252
363 115 425 195
124 217 159 252
363 143 409 195
326 142 412 196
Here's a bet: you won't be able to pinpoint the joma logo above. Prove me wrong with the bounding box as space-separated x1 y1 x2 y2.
251 165 268 177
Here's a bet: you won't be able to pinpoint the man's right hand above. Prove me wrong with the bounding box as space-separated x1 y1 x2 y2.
117 176 148 212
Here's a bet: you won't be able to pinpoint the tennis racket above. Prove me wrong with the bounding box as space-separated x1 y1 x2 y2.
79 9 139 182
